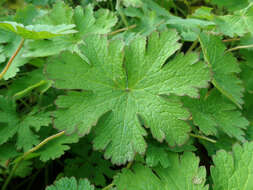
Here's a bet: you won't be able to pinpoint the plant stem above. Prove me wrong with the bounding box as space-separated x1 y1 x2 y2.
226 44 253 52
223 38 240 42
1 131 65 190
108 24 136 35
0 38 24 80
126 161 133 169
102 183 114 190
186 40 198 54
189 133 217 143
116 0 129 27
13 80 48 100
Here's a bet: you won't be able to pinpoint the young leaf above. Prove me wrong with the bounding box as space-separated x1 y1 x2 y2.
16 111 51 152
182 89 249 141
114 152 208 190
145 142 171 168
0 21 76 39
145 139 196 168
122 0 143 7
46 30 210 164
64 139 117 186
23 3 117 58
46 177 95 190
211 142 253 190
199 33 244 108
214 5 253 37
0 96 51 150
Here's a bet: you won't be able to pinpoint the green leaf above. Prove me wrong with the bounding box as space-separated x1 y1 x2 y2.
201 133 236 157
210 0 249 11
199 33 244 108
8 68 51 98
214 5 253 37
14 160 33 178
0 143 20 165
182 89 249 141
23 3 117 58
64 138 117 186
191 7 214 20
244 93 253 123
35 1 73 25
122 4 214 41
46 30 210 164
0 95 52 151
240 62 253 93
0 35 29 80
37 133 79 162
14 4 38 25
122 0 143 7
16 111 51 151
145 139 196 168
211 142 253 190
0 96 19 145
114 152 208 190
166 17 215 41
46 177 95 190
145 141 171 168
0 21 76 39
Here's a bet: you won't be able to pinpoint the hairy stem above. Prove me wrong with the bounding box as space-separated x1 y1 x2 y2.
116 0 129 27
1 131 65 190
102 183 114 190
226 44 253 52
189 133 217 143
108 24 136 35
186 40 198 54
0 38 25 80
223 38 240 42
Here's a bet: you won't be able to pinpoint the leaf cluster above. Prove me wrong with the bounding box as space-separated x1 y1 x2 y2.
0 0 253 189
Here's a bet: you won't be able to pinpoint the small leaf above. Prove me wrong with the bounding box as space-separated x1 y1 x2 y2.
182 89 249 141
37 133 79 162
0 21 76 39
46 177 95 190
199 33 244 108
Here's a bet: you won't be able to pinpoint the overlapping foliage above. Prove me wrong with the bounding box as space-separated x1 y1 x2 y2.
0 0 253 189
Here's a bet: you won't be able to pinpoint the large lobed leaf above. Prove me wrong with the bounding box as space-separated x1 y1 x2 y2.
46 30 211 164
114 152 208 190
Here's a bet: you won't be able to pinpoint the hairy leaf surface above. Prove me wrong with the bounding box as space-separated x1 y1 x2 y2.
182 89 249 141
0 21 76 39
46 177 95 190
46 30 210 164
114 152 208 190
199 33 244 108
211 142 253 190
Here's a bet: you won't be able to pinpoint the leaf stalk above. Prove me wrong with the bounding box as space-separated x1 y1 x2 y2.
0 38 25 80
189 133 216 143
1 131 65 190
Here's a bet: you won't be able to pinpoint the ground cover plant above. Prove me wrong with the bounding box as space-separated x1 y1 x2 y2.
0 0 253 189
